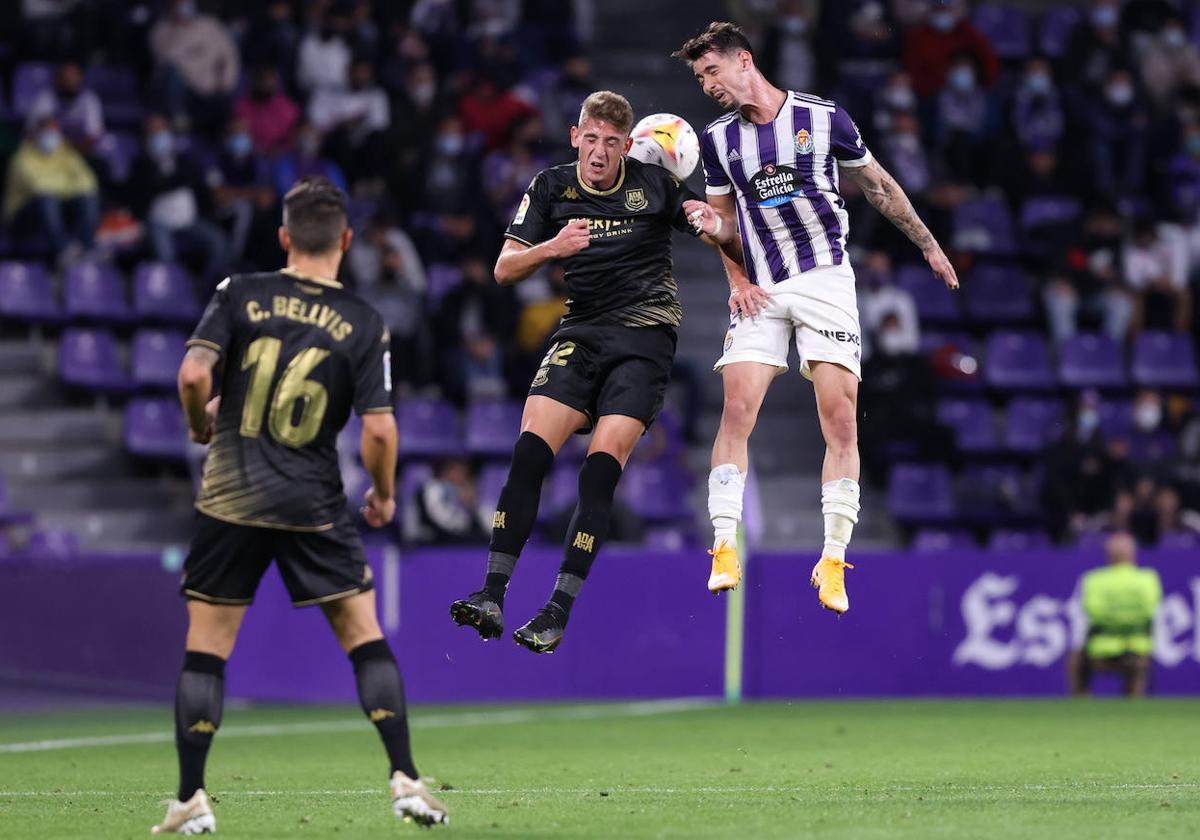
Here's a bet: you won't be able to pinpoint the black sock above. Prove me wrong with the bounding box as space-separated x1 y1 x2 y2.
549 452 622 619
486 432 555 603
350 639 418 779
175 651 225 802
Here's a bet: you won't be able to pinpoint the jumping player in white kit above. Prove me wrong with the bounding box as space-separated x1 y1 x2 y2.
673 21 958 614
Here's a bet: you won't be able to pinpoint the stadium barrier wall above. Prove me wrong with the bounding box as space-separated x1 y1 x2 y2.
2 547 1197 703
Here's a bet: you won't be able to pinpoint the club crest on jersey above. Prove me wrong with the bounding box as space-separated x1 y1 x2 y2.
624 188 648 212
724 330 734 351
795 129 814 155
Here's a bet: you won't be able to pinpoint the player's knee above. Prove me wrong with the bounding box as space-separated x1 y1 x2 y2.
508 431 555 488
822 400 857 451
721 393 760 436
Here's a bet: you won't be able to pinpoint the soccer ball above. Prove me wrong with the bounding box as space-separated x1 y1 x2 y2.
628 113 700 180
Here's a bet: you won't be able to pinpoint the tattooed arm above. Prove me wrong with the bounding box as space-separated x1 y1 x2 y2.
843 159 959 290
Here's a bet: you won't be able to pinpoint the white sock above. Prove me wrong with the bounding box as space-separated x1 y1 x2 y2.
708 464 744 549
821 478 860 560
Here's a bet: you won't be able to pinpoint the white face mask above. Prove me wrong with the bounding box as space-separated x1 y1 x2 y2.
1163 28 1187 49
877 328 909 356
1106 83 1134 106
36 128 62 154
1135 402 1162 432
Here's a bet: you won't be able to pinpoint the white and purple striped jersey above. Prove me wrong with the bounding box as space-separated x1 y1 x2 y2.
701 91 873 287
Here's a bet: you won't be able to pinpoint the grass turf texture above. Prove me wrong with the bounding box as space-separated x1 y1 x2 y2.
1 700 1197 839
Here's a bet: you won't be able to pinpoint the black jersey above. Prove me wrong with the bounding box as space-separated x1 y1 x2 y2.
188 268 392 531
505 156 701 328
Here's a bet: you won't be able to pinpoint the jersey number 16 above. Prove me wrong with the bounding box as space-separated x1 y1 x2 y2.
239 336 330 448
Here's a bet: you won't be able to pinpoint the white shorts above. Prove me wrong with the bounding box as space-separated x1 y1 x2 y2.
715 262 862 381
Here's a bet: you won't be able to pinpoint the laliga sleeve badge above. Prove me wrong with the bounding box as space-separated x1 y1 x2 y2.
513 193 531 224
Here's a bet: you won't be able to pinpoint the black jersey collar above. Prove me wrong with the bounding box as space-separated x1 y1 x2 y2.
281 266 343 288
575 157 626 196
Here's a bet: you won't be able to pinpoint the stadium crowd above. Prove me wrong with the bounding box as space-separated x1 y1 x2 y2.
1 0 1199 549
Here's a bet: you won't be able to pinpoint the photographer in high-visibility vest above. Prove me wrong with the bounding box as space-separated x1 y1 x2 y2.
1069 532 1162 697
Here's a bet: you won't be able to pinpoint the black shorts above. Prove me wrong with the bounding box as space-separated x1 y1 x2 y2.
528 322 677 432
182 510 373 607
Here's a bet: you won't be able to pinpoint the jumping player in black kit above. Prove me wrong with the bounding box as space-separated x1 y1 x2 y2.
450 91 739 654
151 177 447 834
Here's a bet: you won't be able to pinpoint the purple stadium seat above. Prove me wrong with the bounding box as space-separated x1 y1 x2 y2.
0 261 59 323
63 262 131 324
12 62 53 117
1074 529 1112 551
537 463 581 524
964 265 1034 324
133 262 199 325
1004 397 1064 453
1161 530 1200 550
1098 398 1133 441
985 331 1055 390
1039 6 1082 57
888 463 955 524
477 463 510 513
1132 331 1200 389
395 398 462 458
28 528 80 560
131 328 187 390
973 5 1032 59
1019 196 1082 232
124 397 188 460
896 264 960 323
58 327 130 392
618 462 692 522
936 398 999 454
101 131 141 183
427 264 463 308
958 464 1037 524
84 65 143 127
987 529 1052 552
1058 333 1127 388
465 400 523 457
911 528 977 552
953 197 1015 255
920 331 974 356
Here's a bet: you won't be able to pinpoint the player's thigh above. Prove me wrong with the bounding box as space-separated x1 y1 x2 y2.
790 266 863 384
589 414 647 467
720 361 779 423
593 325 675 452
714 302 792 375
521 395 589 452
272 512 374 608
182 513 274 608
320 590 384 653
810 359 860 431
525 328 598 440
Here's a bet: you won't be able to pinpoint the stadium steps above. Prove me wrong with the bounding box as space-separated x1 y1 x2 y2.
0 340 47 375
0 373 67 409
0 443 129 481
0 408 117 445
34 508 195 550
8 477 191 511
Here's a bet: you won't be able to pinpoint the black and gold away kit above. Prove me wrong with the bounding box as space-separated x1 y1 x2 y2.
182 268 392 606
506 156 701 429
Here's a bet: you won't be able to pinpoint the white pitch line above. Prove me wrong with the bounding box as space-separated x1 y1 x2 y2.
0 698 716 754
1 783 1196 798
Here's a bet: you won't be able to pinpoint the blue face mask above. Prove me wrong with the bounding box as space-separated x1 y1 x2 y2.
948 66 975 92
1091 7 1117 28
226 132 253 158
1025 73 1051 95
148 130 174 158
930 11 957 32
36 129 61 154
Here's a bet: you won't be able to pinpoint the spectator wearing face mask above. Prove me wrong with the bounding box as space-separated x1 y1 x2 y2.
271 120 348 199
937 53 996 186
758 0 818 93
1126 388 1178 466
1085 68 1150 200
1136 16 1200 109
3 114 99 260
233 65 301 155
128 113 228 280
1011 58 1065 154
28 62 105 159
308 58 391 189
858 251 920 360
1041 390 1125 544
1043 201 1133 342
296 7 353 93
1062 0 1125 95
902 0 999 99
874 71 918 134
149 0 240 134
1123 218 1192 334
209 118 275 268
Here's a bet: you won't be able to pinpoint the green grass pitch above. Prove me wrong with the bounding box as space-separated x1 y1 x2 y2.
1 699 1197 839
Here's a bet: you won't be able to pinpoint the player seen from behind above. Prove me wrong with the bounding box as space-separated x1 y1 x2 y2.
450 91 741 653
674 22 959 614
153 176 447 833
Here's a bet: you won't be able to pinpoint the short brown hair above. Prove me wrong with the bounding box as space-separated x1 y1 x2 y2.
672 21 754 63
578 90 634 134
282 176 348 255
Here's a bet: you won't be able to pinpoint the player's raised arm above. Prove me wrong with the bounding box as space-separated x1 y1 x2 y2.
494 219 591 285
843 158 959 290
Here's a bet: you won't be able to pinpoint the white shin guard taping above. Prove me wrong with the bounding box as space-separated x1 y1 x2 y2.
708 464 744 542
821 478 860 558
